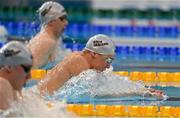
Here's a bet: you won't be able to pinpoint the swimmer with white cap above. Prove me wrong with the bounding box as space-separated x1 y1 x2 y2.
39 34 115 94
27 1 68 68
0 41 32 110
39 34 164 98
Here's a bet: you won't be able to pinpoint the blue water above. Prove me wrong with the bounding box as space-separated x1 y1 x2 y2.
112 54 180 72
61 43 180 72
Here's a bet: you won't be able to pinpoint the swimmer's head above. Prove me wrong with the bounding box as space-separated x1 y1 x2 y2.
38 1 67 27
84 34 115 56
0 25 8 43
0 41 33 66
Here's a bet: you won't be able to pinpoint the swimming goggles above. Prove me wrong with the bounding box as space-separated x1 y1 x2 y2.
21 65 32 74
106 57 114 64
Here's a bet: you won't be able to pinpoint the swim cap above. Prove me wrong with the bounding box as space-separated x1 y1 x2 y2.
0 41 32 66
84 34 115 55
38 1 67 26
0 25 8 43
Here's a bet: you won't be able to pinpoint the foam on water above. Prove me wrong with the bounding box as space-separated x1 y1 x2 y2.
53 66 165 100
0 87 76 118
54 37 71 62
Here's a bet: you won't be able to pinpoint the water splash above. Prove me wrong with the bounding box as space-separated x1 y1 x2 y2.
48 67 167 106
53 36 71 62
0 87 76 118
62 34 77 44
52 66 153 100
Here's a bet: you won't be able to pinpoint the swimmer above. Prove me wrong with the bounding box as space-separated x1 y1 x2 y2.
0 41 32 110
27 1 68 68
38 34 164 98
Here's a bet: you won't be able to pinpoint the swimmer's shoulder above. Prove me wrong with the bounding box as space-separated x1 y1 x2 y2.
66 52 87 63
28 32 56 45
64 52 89 75
63 51 89 69
28 34 57 52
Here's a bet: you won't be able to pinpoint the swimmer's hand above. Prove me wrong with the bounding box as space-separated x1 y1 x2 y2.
145 88 165 99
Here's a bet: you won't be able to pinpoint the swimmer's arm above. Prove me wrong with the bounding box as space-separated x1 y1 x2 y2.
38 55 89 95
96 88 164 99
38 65 71 95
123 88 165 99
143 88 165 99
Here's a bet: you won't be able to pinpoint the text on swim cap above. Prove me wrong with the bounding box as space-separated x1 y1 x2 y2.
93 41 108 47
3 49 21 57
41 6 52 16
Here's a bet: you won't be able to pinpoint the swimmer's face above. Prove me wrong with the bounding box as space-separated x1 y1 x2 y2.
56 15 68 33
7 65 31 90
91 52 114 71
48 15 68 35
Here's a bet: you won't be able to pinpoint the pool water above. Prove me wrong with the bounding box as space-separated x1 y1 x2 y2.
65 86 180 107
113 55 180 72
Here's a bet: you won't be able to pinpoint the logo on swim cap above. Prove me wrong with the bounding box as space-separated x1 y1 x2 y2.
41 6 52 16
93 40 109 47
3 49 21 57
0 41 33 66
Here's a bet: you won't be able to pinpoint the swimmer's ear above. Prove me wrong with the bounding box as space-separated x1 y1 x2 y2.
47 20 56 26
89 52 94 58
48 21 53 26
90 52 98 59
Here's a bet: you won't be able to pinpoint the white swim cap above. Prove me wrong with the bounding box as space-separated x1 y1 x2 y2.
85 34 115 55
0 41 32 66
38 1 67 26
0 25 8 43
